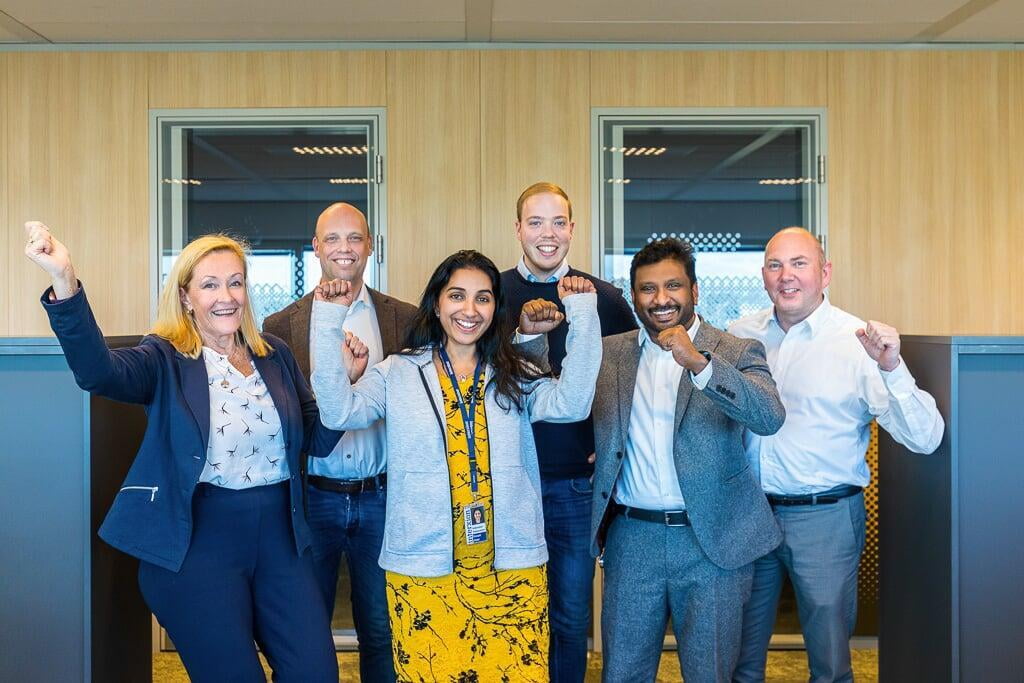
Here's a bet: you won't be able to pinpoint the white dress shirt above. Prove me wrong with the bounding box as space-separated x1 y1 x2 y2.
200 348 290 489
729 296 944 495
616 317 713 510
516 256 570 283
308 283 388 480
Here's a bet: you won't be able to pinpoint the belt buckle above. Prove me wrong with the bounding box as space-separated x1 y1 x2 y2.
664 511 686 527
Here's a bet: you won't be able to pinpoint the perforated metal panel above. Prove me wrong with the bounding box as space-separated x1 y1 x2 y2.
855 421 880 634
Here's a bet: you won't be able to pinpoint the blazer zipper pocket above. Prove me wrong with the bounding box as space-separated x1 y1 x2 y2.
119 485 159 502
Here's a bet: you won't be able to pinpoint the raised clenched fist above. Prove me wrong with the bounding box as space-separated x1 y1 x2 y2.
855 320 901 372
314 278 354 307
556 275 596 300
343 331 370 382
519 299 565 335
656 325 707 373
24 221 78 299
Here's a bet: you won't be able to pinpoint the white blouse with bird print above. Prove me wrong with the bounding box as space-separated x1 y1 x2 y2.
198 347 290 489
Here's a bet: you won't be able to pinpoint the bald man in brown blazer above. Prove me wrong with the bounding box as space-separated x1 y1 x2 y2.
263 203 415 683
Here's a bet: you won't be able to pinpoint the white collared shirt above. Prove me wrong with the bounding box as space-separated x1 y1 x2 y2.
729 296 944 495
308 283 387 479
616 317 713 510
200 348 289 489
516 256 570 283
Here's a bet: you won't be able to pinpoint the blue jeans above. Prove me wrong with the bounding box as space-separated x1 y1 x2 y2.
542 475 596 683
734 493 866 683
306 483 395 683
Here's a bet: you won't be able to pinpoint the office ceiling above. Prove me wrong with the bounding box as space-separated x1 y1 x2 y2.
0 0 1022 44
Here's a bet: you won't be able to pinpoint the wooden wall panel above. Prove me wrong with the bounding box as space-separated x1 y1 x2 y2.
1 54 9 336
591 51 828 107
6 53 150 337
148 51 386 107
479 51 591 273
385 51 481 304
828 51 1022 334
2 47 1023 337
1009 54 1024 333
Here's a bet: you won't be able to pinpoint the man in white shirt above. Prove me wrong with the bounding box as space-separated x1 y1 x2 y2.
589 238 786 682
263 203 416 683
729 227 944 683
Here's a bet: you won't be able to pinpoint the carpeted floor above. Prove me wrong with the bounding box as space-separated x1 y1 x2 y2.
154 648 878 682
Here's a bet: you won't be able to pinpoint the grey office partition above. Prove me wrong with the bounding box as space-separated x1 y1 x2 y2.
880 336 1024 683
0 337 150 683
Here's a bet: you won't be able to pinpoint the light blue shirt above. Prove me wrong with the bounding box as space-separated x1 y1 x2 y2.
308 283 387 479
200 348 289 489
616 317 713 511
729 296 944 495
516 256 570 283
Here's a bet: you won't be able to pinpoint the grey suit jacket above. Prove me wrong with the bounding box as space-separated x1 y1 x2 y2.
263 288 418 380
590 321 785 570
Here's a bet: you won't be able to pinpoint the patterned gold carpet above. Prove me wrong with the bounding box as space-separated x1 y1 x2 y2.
154 648 878 682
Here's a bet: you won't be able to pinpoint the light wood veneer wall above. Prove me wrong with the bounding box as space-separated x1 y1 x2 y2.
4 49 1023 336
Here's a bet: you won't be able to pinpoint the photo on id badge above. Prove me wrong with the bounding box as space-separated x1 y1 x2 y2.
464 503 487 544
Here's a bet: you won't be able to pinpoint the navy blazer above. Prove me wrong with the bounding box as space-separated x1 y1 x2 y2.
42 286 342 572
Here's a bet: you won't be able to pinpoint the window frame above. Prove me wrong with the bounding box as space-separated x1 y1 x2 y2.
149 107 387 323
589 107 829 289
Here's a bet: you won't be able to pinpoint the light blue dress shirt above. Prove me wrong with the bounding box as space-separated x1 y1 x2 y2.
516 256 570 283
729 296 944 495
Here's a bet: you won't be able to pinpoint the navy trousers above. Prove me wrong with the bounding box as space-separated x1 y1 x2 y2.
138 482 338 683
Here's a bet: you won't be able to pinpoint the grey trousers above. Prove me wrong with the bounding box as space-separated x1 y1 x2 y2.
601 514 755 683
733 493 866 683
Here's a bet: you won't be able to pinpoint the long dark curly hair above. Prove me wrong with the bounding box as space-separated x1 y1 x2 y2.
402 250 544 411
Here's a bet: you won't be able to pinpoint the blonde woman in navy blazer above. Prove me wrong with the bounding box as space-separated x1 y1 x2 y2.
24 222 344 683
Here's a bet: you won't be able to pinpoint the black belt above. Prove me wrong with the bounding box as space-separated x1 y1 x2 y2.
615 504 690 527
308 473 386 494
766 485 862 507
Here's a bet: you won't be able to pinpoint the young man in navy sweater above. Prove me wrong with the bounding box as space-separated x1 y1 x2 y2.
501 182 637 682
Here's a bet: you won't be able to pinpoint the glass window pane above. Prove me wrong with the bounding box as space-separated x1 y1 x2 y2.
598 113 824 329
156 110 385 329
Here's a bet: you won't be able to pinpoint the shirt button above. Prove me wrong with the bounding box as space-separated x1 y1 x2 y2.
601 491 609 499
616 451 623 459
291 506 296 513
346 454 352 459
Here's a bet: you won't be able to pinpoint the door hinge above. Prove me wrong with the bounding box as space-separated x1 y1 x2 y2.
375 154 384 184
376 233 384 265
817 155 826 184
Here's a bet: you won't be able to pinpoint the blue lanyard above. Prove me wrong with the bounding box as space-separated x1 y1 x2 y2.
437 345 485 496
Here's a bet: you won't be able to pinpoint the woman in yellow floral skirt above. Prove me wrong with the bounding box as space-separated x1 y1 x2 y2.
388 370 548 681
311 250 602 681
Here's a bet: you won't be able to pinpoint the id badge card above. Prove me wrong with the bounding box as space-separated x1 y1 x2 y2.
463 503 488 545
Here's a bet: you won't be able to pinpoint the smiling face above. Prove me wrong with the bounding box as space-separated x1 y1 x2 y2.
435 267 496 353
762 228 830 330
180 250 247 345
313 203 372 290
632 257 699 336
515 192 575 279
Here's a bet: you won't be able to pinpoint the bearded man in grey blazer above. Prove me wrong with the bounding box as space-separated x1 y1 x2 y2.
590 238 785 683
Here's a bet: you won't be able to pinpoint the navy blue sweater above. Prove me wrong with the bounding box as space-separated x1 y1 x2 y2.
501 267 638 479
